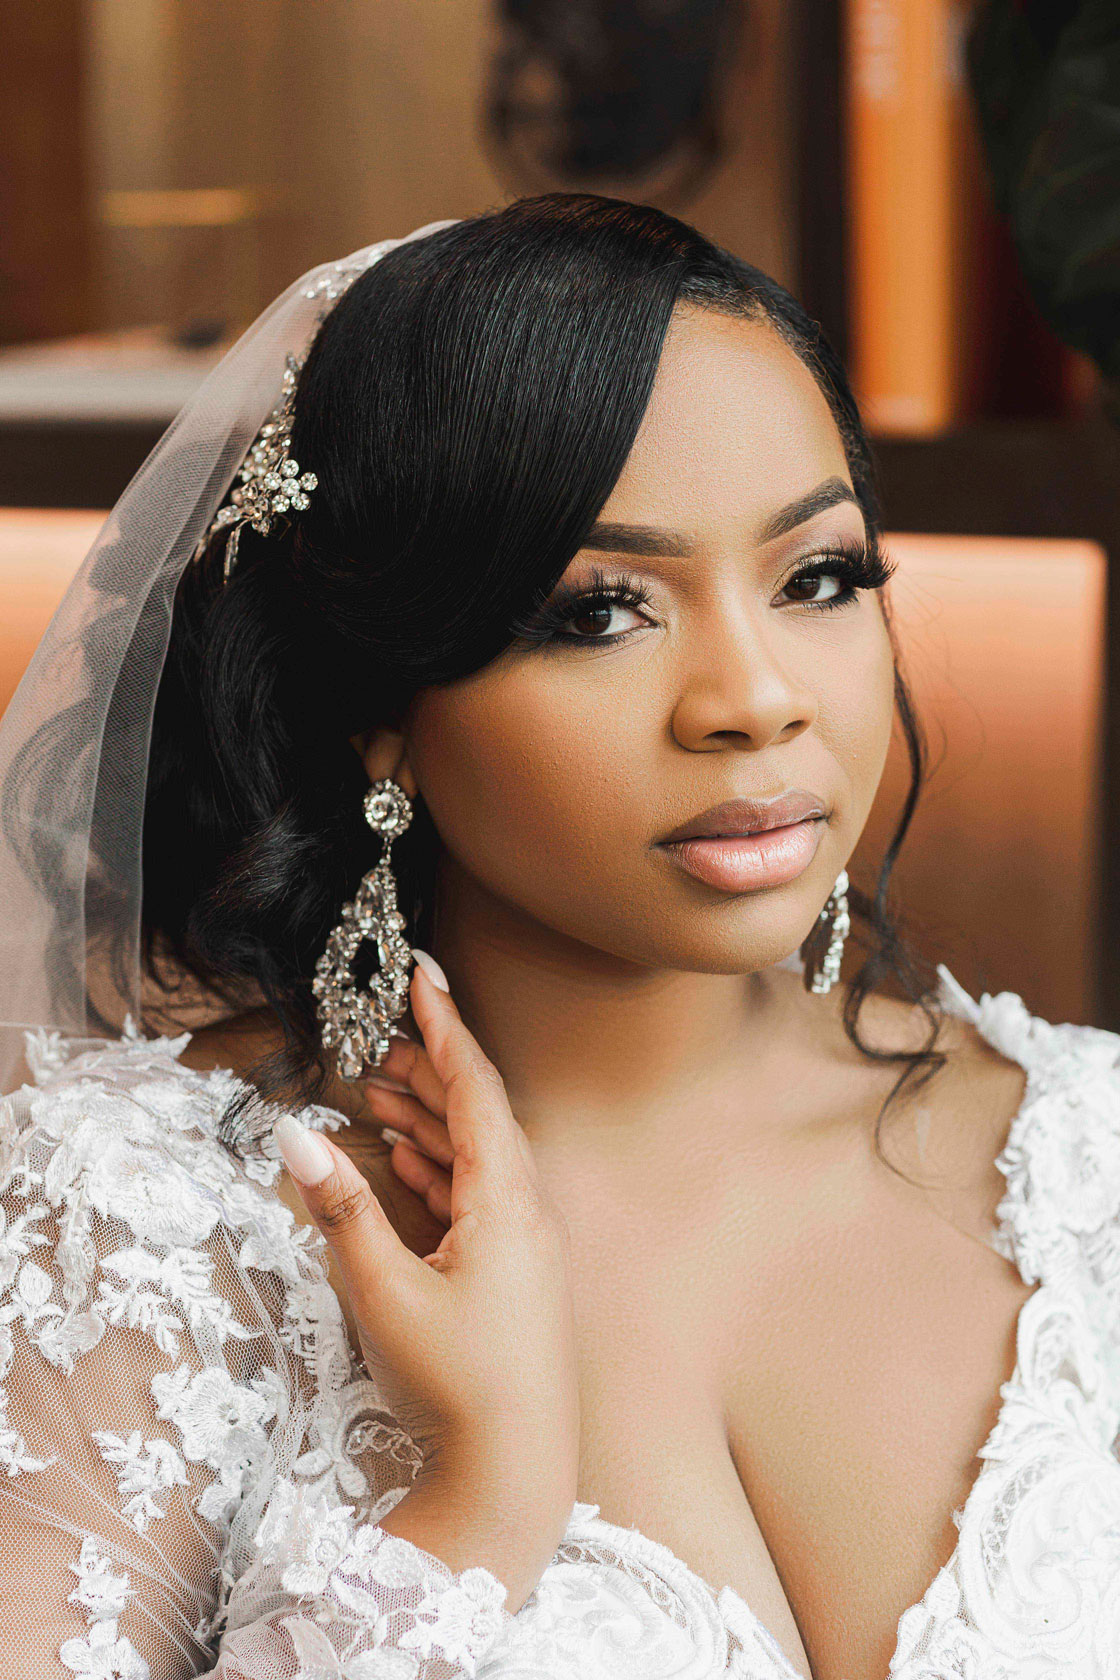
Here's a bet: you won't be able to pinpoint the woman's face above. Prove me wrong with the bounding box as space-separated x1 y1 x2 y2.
392 305 895 975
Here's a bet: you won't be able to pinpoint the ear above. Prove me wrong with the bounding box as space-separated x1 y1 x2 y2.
348 724 419 802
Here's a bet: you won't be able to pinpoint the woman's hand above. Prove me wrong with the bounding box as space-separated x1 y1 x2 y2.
272 952 580 1502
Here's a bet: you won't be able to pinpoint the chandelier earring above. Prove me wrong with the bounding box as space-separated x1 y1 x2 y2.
803 868 850 994
313 779 416 1079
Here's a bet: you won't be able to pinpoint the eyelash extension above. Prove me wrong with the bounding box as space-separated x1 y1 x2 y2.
510 564 654 646
781 532 896 613
513 536 897 647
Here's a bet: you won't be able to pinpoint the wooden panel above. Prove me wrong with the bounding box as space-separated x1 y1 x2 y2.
852 533 1106 1026
0 0 94 343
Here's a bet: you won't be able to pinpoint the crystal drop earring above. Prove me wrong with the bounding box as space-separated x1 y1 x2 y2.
312 778 415 1079
803 868 850 994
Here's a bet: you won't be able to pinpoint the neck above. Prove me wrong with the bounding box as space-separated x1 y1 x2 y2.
418 853 808 1153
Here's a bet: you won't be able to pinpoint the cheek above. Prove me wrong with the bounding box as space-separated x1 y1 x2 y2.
407 670 653 898
815 614 895 828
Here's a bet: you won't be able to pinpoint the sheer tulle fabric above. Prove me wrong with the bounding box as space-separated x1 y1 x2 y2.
2 969 1119 1678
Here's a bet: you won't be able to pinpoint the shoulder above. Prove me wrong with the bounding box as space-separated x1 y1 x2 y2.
958 984 1120 1295
804 965 1120 1281
0 1022 348 1301
914 973 1120 1315
0 1026 359 1453
3 1024 278 1243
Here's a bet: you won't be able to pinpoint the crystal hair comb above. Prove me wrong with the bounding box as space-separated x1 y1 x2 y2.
191 244 399 585
191 353 318 584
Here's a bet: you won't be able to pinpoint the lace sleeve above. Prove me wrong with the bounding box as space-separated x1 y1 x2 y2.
199 1484 512 1679
0 1039 514 1680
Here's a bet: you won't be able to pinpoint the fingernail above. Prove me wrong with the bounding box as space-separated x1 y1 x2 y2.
412 947 450 992
379 1125 406 1146
274 1115 334 1186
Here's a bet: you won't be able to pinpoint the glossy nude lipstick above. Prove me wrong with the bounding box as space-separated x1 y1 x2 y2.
657 791 827 893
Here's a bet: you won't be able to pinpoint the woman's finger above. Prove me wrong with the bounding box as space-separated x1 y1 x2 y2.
407 954 527 1208
272 1115 433 1329
366 1083 454 1167
376 1033 448 1121
390 1138 452 1224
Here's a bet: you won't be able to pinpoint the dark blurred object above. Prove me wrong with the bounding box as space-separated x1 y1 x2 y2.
0 0 95 344
172 319 229 351
965 0 1120 422
482 0 746 207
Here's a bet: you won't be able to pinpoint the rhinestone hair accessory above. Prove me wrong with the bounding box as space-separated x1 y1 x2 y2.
192 353 318 584
313 779 416 1080
191 242 403 587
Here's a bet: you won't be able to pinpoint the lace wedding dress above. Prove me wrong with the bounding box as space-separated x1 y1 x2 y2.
2 961 1118 1679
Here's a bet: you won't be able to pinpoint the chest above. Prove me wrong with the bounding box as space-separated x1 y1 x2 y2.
534 1111 1035 1680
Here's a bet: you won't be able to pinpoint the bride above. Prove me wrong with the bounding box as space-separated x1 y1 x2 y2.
1 194 1117 1680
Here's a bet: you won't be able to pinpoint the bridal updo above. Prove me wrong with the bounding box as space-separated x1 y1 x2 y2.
143 193 944 1135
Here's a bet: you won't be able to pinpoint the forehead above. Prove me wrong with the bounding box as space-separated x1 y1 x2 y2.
605 305 851 525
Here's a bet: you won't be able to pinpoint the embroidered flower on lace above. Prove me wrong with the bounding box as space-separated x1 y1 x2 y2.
0 1206 98 1373
252 1479 509 1670
260 1480 358 1595
60 1539 149 1680
238 1203 322 1280
23 1027 71 1082
392 1565 510 1668
152 1362 280 1465
68 1537 134 1622
93 1431 190 1534
0 1199 50 1273
86 1138 224 1247
96 1260 186 1358
2 1257 58 1336
59 1615 150 1680
100 1245 257 1354
292 1377 404 1501
0 1389 53 1474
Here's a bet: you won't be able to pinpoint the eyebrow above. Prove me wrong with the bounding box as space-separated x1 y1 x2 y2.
580 475 861 557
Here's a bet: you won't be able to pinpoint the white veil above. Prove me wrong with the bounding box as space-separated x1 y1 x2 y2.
0 219 460 1095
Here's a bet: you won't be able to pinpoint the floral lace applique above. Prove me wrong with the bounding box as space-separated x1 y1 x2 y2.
93 1429 190 1534
61 1538 149 1680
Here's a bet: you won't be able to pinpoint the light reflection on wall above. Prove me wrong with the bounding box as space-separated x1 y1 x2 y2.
853 533 1106 1025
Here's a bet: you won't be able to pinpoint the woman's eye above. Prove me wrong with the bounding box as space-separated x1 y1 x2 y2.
782 569 846 606
563 597 649 639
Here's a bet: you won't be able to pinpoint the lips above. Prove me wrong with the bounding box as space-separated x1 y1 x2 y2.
659 790 827 846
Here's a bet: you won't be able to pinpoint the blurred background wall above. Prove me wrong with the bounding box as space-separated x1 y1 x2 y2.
7 0 797 343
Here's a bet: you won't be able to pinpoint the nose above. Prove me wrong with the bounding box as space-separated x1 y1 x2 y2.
669 604 818 752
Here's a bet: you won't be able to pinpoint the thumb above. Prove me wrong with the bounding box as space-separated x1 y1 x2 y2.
272 1114 432 1331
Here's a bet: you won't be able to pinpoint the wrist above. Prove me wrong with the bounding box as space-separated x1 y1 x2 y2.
380 1465 572 1616
421 1420 577 1509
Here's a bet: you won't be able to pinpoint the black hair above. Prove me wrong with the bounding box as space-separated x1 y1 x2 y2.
142 192 947 1169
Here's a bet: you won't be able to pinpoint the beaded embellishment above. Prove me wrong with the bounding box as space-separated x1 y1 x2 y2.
312 780 415 1079
192 354 318 584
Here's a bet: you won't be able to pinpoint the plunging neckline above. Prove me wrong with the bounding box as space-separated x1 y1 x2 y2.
555 969 1048 1680
169 962 1046 1680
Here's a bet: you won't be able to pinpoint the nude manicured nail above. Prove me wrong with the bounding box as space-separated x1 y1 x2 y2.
273 1115 334 1186
412 947 450 992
